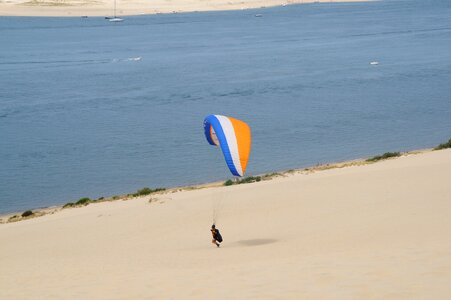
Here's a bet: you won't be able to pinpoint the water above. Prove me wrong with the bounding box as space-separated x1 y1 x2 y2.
1 0 451 213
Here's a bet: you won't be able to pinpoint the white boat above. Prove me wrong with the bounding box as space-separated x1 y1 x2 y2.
108 0 123 22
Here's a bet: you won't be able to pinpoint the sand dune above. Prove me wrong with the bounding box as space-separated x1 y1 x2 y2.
1 149 451 299
0 0 368 17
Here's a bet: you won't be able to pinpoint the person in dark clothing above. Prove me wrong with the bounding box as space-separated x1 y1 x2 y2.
211 224 222 247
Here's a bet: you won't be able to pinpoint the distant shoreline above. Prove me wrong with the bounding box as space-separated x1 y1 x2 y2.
0 146 440 224
0 0 371 17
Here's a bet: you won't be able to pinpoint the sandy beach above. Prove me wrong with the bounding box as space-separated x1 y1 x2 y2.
1 148 450 299
0 0 368 17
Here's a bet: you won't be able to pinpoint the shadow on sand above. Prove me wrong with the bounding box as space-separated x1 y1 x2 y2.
236 239 278 247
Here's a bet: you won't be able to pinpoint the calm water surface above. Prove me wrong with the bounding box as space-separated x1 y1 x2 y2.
1 0 451 213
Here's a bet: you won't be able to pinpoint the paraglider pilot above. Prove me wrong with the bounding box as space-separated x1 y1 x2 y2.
211 224 222 247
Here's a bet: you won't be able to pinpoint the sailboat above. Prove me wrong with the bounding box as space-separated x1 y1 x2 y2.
108 0 123 22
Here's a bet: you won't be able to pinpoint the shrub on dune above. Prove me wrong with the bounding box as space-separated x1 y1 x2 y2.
366 152 401 162
21 210 34 217
224 176 262 186
75 197 91 206
238 176 261 184
132 187 165 197
434 138 451 150
224 179 234 186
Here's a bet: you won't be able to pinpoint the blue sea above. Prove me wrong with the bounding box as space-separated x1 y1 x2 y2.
1 0 451 213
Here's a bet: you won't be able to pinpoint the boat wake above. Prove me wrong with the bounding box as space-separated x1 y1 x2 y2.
111 56 142 63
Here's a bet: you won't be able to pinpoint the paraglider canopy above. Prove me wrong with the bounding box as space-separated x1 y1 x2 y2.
203 115 251 177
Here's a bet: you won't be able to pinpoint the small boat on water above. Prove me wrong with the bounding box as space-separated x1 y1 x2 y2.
370 61 379 65
109 17 124 22
108 0 123 22
255 14 263 17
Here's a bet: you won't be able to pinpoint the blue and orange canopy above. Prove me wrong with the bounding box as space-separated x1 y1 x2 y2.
203 115 251 177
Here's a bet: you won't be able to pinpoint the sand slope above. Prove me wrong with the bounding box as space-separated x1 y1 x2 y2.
0 0 368 17
1 149 451 299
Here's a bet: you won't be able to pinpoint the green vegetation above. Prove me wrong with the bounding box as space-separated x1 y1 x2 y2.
75 197 91 206
239 176 262 184
366 152 401 162
21 210 34 217
132 187 166 197
224 179 234 186
224 173 282 186
434 138 451 150
262 172 281 179
224 176 261 186
63 197 92 209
